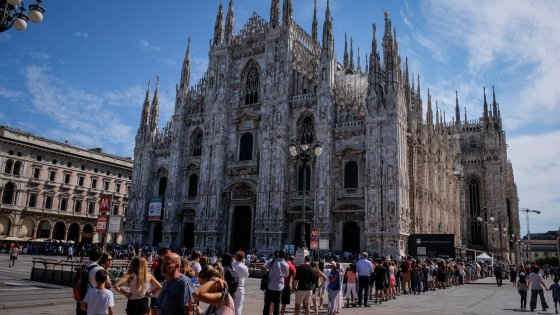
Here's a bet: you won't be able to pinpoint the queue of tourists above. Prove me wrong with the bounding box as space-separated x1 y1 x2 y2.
73 248 248 315
69 246 560 315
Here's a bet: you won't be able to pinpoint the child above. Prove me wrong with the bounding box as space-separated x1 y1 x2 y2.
82 269 115 315
550 277 560 314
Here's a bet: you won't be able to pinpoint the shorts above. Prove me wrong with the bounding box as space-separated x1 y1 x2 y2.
150 297 160 310
281 287 291 305
127 298 149 315
295 290 312 306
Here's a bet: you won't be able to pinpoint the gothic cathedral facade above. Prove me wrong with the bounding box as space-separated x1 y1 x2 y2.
125 0 520 260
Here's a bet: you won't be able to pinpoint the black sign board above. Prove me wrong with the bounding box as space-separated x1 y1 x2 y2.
408 234 455 258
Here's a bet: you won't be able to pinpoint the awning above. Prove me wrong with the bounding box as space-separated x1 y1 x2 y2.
476 252 492 260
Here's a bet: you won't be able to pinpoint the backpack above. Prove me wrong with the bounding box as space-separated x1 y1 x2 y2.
73 264 96 301
224 266 239 295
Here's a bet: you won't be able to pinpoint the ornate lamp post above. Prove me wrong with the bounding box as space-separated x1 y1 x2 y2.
289 143 322 249
1 0 45 32
476 214 495 256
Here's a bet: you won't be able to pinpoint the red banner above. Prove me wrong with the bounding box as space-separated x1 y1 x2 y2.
99 195 112 215
310 228 320 250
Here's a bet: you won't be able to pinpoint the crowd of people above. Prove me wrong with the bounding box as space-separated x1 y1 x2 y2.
73 247 249 315
4 241 558 315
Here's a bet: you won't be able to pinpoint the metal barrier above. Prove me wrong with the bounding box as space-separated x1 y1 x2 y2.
30 258 131 286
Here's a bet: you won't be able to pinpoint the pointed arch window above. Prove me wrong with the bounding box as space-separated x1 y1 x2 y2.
344 161 359 189
297 164 311 193
239 133 254 161
192 129 203 156
299 116 315 145
188 174 198 199
2 182 16 205
244 62 259 105
468 178 482 245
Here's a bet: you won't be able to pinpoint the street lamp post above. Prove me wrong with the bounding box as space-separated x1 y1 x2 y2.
1 0 45 32
289 143 322 249
477 214 495 257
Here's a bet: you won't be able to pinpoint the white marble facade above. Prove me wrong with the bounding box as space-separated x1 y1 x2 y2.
125 1 520 260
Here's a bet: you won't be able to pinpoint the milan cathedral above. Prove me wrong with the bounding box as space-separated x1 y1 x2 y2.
125 0 520 260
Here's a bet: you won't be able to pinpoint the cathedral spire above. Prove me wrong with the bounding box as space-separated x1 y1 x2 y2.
455 90 461 125
140 81 151 133
213 3 224 46
270 0 280 28
427 88 433 126
417 73 421 101
343 33 349 69
368 23 379 81
383 12 396 83
464 106 468 123
180 37 191 96
321 0 333 54
404 56 409 88
311 0 318 42
283 0 293 26
492 85 498 119
349 36 354 71
149 76 160 133
483 86 489 122
224 0 234 44
357 47 361 72
435 101 440 128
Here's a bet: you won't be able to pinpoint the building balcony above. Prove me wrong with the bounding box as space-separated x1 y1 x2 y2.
289 93 317 108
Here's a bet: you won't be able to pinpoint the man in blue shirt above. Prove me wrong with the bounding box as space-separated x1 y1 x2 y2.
159 252 194 315
355 252 373 307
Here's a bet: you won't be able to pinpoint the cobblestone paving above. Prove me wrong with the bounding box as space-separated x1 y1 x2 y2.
0 254 557 315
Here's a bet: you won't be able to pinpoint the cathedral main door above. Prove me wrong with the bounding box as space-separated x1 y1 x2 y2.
342 221 360 253
230 206 252 252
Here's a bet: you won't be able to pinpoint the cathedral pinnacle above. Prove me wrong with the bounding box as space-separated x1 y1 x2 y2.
368 23 379 80
483 86 489 121
149 76 160 133
349 37 354 71
492 85 498 119
283 0 293 26
140 80 151 133
311 0 318 42
404 56 409 87
180 37 191 96
427 88 433 126
224 0 234 43
455 90 461 125
213 3 224 46
343 33 349 68
270 0 280 28
321 0 333 53
357 47 361 72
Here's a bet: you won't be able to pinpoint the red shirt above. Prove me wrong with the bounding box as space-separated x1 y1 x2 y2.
286 260 296 283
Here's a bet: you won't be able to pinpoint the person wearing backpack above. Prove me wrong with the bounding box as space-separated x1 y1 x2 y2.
74 250 102 315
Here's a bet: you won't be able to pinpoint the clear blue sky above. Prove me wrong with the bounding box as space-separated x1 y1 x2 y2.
0 0 559 234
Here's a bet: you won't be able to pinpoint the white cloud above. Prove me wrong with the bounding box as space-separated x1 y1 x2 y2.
0 85 23 100
24 65 143 156
509 131 560 234
139 39 161 52
73 31 89 39
423 0 560 130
